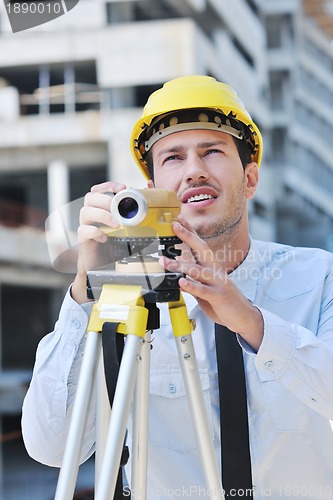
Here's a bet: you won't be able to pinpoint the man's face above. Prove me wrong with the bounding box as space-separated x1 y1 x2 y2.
151 129 258 241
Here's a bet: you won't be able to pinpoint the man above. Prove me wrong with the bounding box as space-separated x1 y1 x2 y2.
22 76 333 499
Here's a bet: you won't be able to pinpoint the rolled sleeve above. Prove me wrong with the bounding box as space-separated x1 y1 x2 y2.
244 307 333 419
22 289 95 466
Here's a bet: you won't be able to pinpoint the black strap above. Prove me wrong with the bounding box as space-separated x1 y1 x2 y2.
102 322 123 406
102 322 130 500
215 324 253 499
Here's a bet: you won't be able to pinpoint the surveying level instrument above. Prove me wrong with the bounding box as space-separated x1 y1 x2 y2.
54 189 225 500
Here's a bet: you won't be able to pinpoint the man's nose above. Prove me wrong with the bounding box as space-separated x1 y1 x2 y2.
184 155 209 182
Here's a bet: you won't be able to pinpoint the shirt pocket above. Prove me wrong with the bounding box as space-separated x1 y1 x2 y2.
263 380 312 432
148 368 214 453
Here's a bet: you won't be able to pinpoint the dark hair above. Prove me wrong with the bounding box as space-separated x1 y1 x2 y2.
145 136 252 181
146 149 154 180
235 136 253 169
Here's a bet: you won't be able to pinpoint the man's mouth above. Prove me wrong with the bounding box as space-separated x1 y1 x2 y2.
186 193 215 203
181 187 219 205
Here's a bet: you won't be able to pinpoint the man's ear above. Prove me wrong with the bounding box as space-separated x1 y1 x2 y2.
147 180 155 189
245 162 259 200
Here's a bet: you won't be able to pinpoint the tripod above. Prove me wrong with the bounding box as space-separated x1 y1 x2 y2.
54 249 224 500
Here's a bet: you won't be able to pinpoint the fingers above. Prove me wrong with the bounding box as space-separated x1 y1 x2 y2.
78 224 108 244
84 181 127 224
173 219 215 266
161 215 227 297
90 181 126 194
76 181 128 281
81 198 117 226
161 255 226 286
176 215 194 232
79 182 127 238
177 275 216 299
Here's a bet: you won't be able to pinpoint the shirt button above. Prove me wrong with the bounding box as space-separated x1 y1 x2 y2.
168 384 176 394
265 360 274 368
72 319 81 329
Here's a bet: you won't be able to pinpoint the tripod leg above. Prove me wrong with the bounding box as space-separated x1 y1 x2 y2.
169 294 224 498
55 330 101 500
95 333 144 500
176 334 225 500
131 330 152 499
95 354 111 486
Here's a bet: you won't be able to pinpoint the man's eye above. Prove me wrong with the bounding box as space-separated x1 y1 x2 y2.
206 149 221 155
164 155 178 162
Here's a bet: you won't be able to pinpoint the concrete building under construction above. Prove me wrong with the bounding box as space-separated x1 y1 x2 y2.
0 0 333 497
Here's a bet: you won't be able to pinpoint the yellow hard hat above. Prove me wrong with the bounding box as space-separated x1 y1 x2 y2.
130 75 263 179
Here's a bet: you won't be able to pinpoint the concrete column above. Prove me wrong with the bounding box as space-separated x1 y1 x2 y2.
0 417 3 500
109 87 135 109
47 160 70 240
0 286 3 500
39 65 50 115
64 65 76 114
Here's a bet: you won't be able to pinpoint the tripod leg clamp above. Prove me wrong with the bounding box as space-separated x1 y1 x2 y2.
88 284 148 337
168 293 194 337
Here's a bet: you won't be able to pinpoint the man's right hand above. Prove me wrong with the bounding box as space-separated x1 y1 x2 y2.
71 181 126 304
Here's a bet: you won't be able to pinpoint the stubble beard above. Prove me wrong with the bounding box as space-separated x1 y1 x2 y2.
192 181 247 242
195 209 245 241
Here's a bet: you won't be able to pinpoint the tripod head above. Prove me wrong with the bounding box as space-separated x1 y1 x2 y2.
87 189 184 304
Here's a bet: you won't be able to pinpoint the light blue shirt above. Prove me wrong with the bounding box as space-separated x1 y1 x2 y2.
22 239 333 499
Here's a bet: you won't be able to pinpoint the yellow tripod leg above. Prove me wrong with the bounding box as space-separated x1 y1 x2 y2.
55 283 149 500
168 291 195 337
169 292 224 499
